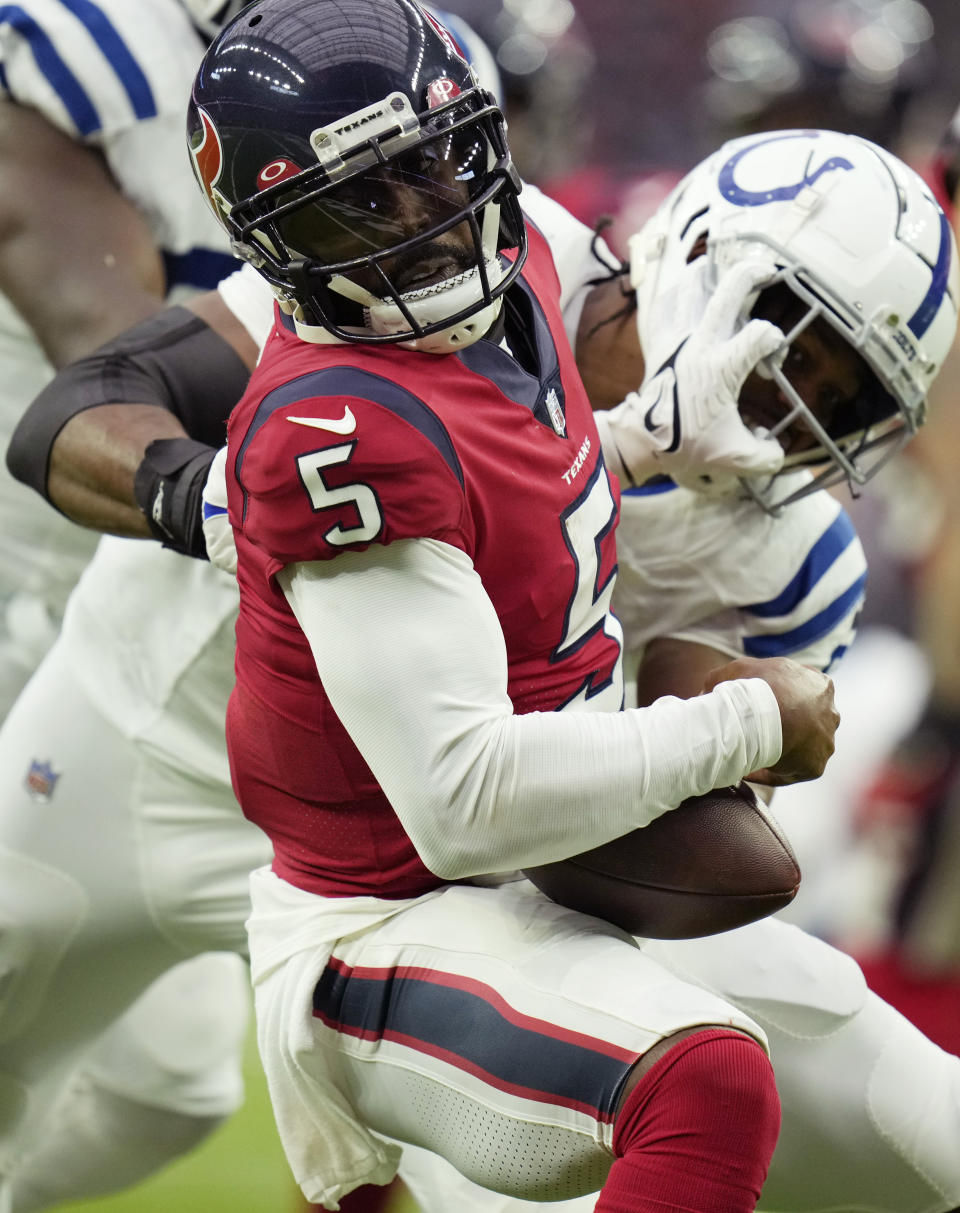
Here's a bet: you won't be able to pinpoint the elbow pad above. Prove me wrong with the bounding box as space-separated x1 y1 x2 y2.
7 306 250 501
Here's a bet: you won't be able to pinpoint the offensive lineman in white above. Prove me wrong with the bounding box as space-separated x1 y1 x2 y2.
0 7 559 1209
11 111 960 1211
0 1 275 1207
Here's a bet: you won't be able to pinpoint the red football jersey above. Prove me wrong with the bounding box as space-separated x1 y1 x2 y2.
225 228 622 897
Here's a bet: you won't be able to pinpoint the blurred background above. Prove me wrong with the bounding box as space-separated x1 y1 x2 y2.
576 0 959 167
497 0 960 246
47 1 960 1210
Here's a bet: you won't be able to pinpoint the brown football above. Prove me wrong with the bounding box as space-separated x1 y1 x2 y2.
522 783 800 939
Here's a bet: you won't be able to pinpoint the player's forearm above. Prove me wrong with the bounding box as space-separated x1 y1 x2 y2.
634 637 737 706
8 303 254 550
45 404 188 536
280 538 782 880
426 680 781 878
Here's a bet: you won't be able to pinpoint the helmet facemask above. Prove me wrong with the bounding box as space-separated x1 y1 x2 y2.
735 265 910 514
217 88 526 352
632 129 957 515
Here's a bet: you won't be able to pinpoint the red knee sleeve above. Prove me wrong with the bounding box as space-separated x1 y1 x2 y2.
596 1028 780 1213
304 1178 401 1213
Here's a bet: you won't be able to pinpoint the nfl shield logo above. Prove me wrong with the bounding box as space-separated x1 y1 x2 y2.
545 387 566 437
25 759 60 803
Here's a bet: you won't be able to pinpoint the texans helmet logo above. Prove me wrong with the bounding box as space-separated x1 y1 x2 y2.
422 8 465 59
189 108 226 215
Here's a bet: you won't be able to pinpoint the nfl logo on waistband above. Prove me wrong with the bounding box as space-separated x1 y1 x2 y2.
546 388 565 437
25 759 60 803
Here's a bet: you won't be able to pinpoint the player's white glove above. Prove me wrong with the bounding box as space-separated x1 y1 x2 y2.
201 445 237 575
595 259 786 495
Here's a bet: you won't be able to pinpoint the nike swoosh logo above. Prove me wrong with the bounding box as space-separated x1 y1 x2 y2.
643 379 670 433
286 406 356 435
642 375 682 453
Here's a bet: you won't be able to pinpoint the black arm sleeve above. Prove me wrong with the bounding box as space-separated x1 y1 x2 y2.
6 305 251 500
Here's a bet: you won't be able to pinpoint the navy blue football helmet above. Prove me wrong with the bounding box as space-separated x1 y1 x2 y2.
187 0 527 352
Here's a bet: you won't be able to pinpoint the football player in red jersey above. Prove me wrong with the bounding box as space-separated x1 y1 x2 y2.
13 141 960 1213
178 4 846 1211
11 4 960 1208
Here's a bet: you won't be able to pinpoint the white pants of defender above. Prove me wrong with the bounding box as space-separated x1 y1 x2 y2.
0 638 272 1200
248 869 960 1213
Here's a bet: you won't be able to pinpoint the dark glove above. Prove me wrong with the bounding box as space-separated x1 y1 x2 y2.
134 437 217 559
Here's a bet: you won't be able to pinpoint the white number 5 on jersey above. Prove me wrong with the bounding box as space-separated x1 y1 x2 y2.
557 464 624 711
296 443 383 545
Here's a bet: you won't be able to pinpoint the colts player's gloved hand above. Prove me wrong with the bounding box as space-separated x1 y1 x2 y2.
201 445 237 575
595 258 786 495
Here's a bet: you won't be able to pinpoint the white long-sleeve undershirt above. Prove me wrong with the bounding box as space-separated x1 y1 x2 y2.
279 537 782 880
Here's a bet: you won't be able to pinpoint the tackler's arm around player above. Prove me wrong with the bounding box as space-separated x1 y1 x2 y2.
0 100 185 541
6 287 257 552
8 194 796 563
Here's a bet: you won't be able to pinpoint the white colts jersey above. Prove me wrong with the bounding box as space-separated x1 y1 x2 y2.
0 0 235 640
614 477 867 676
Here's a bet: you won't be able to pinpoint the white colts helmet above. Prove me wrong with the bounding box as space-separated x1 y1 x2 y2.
632 128 959 513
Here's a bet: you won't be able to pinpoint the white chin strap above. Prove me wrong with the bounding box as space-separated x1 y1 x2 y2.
317 201 507 354
369 257 506 354
285 258 506 354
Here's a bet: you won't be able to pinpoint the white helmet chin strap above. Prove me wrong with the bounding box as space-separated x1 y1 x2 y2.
283 258 506 353
368 257 506 353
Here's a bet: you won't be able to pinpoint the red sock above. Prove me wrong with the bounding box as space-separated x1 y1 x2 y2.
303 1177 402 1213
595 1028 780 1213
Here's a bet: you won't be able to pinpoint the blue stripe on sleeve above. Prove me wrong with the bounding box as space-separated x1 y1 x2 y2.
621 476 677 497
163 247 239 292
57 0 156 119
0 6 100 132
745 510 856 619
743 571 866 658
0 59 8 91
824 641 849 673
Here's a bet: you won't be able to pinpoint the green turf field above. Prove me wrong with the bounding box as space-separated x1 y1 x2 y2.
48 1022 417 1213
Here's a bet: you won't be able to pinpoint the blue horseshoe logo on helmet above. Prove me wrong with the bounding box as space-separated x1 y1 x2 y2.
718 131 855 207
